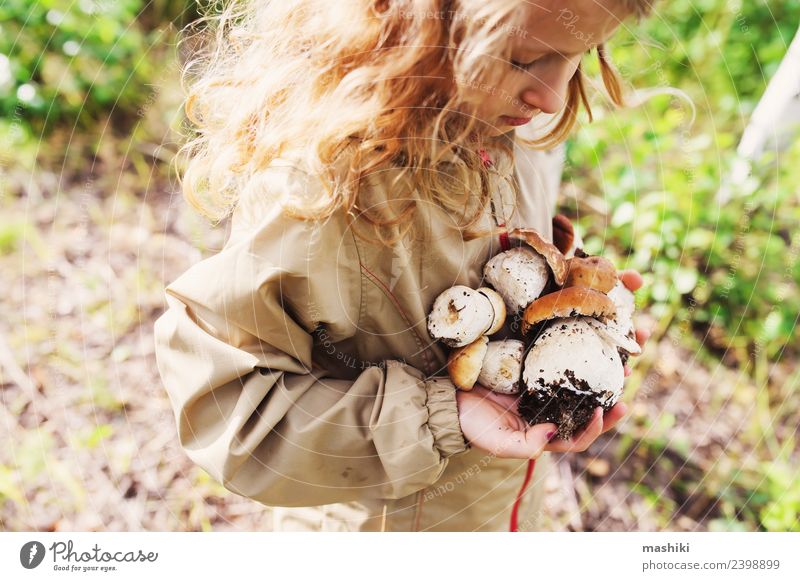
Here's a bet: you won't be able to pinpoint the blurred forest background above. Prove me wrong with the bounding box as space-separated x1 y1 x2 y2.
1 0 798 531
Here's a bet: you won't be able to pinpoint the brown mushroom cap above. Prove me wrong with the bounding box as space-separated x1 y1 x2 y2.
447 336 489 391
564 255 618 293
508 228 567 286
521 287 617 335
551 214 575 256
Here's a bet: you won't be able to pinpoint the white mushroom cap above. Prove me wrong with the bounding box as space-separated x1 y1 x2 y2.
477 339 525 394
606 279 637 347
522 316 624 407
428 285 498 347
483 246 549 313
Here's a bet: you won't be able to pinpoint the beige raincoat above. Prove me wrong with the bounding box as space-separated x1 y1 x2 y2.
153 128 565 531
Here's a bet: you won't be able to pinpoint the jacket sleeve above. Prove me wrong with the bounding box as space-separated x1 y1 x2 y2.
153 168 469 508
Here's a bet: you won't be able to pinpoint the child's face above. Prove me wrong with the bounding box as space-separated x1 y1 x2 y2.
461 0 633 136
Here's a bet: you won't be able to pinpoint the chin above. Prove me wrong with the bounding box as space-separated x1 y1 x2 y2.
481 124 507 137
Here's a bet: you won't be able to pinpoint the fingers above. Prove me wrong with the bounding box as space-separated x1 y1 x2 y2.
635 327 651 348
625 327 652 373
600 402 627 434
545 407 604 452
490 422 558 459
618 269 643 291
492 402 628 457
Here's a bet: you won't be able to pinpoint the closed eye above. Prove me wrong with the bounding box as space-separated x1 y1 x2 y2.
509 57 540 71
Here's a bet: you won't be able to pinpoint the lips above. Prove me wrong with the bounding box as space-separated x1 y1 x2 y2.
499 115 532 126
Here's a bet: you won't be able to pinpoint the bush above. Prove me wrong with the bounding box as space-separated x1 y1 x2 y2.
0 0 190 134
564 0 800 365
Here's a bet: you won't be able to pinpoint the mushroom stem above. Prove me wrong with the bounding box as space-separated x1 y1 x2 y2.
477 339 525 394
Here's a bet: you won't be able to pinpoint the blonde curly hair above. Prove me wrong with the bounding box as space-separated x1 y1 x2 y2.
175 0 654 244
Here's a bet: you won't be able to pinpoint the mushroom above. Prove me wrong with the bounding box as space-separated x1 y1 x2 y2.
553 216 617 292
519 316 624 439
483 247 550 313
521 286 616 335
448 337 525 393
604 278 641 365
447 336 488 391
516 282 635 439
563 255 618 293
478 339 525 394
426 217 644 440
552 214 585 259
584 317 641 357
479 287 507 335
427 286 506 347
552 214 574 255
508 228 568 286
607 278 636 335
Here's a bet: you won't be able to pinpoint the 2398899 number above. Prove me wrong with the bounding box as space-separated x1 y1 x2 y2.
730 559 780 569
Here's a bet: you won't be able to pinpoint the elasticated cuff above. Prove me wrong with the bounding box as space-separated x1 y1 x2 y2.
425 376 470 458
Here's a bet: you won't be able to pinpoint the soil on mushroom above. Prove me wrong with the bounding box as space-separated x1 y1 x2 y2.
518 386 613 440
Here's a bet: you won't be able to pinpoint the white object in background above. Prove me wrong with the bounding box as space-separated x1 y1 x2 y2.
717 25 800 204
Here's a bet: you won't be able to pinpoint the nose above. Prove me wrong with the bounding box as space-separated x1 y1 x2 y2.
521 53 582 115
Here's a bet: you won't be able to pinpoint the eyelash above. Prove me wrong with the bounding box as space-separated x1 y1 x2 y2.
509 50 589 71
509 58 540 71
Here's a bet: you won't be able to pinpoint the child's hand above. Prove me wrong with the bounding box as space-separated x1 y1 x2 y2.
456 386 629 458
542 403 627 453
456 385 556 459
618 269 651 377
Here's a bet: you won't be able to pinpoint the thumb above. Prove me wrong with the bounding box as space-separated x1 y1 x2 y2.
495 422 558 459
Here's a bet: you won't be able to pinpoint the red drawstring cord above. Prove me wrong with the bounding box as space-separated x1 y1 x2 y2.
478 147 537 532
509 456 537 532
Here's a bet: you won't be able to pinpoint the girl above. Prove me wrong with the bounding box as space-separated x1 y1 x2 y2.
154 0 652 531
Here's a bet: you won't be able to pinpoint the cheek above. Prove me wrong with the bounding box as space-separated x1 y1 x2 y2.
539 54 582 88
472 77 516 116
455 84 498 118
